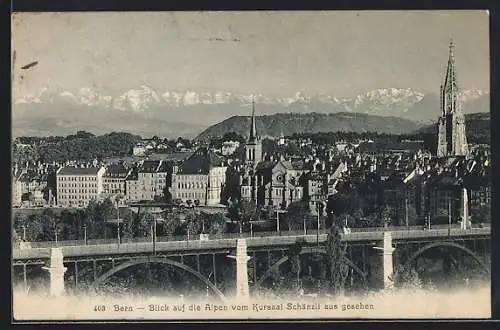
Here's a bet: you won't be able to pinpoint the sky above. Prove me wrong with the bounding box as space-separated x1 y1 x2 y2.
12 11 490 97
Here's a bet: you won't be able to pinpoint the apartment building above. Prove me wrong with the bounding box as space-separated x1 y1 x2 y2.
56 166 106 207
102 163 131 203
125 160 170 202
171 147 227 206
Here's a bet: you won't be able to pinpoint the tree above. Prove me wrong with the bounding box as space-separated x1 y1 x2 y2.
222 132 245 144
284 201 312 231
239 200 258 223
352 209 364 227
406 205 419 226
227 199 240 223
135 211 155 237
121 211 155 239
287 240 304 292
206 213 228 235
13 214 28 240
160 209 183 235
20 214 44 241
326 222 349 295
58 209 79 240
184 210 208 235
391 265 422 290
122 212 138 239
38 210 61 241
84 200 112 239
359 212 379 228
162 185 172 204
380 205 394 228
471 204 491 223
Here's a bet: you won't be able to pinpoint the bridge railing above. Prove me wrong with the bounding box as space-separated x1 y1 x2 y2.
13 224 490 250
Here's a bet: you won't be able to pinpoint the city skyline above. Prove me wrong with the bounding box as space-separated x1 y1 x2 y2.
12 11 489 100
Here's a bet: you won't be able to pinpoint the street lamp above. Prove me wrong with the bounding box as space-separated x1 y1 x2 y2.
316 202 322 246
448 201 452 237
116 198 121 246
117 221 121 246
83 224 87 245
405 197 409 228
153 217 158 255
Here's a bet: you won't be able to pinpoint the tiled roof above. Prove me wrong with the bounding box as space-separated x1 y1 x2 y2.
427 172 463 189
291 160 307 171
158 161 171 172
57 166 103 176
125 168 139 181
139 160 161 173
179 147 224 175
255 161 276 171
280 161 294 171
104 164 130 178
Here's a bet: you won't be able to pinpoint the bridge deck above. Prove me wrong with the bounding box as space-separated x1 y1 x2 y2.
12 227 490 261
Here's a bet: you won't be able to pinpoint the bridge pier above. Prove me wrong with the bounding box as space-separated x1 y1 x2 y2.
236 239 249 298
74 261 79 286
23 263 27 290
252 251 257 284
42 248 67 297
372 232 395 290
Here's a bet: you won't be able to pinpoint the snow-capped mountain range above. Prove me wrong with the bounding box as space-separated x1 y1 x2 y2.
14 86 487 113
12 86 489 138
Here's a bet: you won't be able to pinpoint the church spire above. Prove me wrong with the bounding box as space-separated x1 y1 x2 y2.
437 39 468 158
443 39 458 95
249 96 257 142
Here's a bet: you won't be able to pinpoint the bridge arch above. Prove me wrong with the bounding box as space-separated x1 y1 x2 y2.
91 257 225 301
254 247 367 289
403 242 490 274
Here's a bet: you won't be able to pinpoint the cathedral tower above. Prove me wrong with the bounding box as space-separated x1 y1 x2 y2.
437 40 469 158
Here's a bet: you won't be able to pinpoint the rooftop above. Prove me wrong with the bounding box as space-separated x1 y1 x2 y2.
104 164 130 178
57 166 104 176
179 147 225 175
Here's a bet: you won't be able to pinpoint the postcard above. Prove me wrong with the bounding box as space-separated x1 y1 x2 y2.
11 10 491 321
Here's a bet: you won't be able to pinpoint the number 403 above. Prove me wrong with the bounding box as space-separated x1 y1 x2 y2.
94 305 106 312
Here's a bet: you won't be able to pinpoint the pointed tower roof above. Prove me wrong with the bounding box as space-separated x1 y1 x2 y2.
443 39 458 92
248 96 257 142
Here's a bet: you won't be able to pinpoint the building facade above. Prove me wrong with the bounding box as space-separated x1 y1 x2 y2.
56 166 106 207
171 147 227 206
102 163 131 203
124 160 170 202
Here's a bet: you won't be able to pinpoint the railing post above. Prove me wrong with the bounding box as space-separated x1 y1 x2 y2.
23 263 27 291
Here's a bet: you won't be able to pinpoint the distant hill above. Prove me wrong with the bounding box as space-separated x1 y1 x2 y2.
405 93 489 124
195 112 422 141
414 112 490 144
